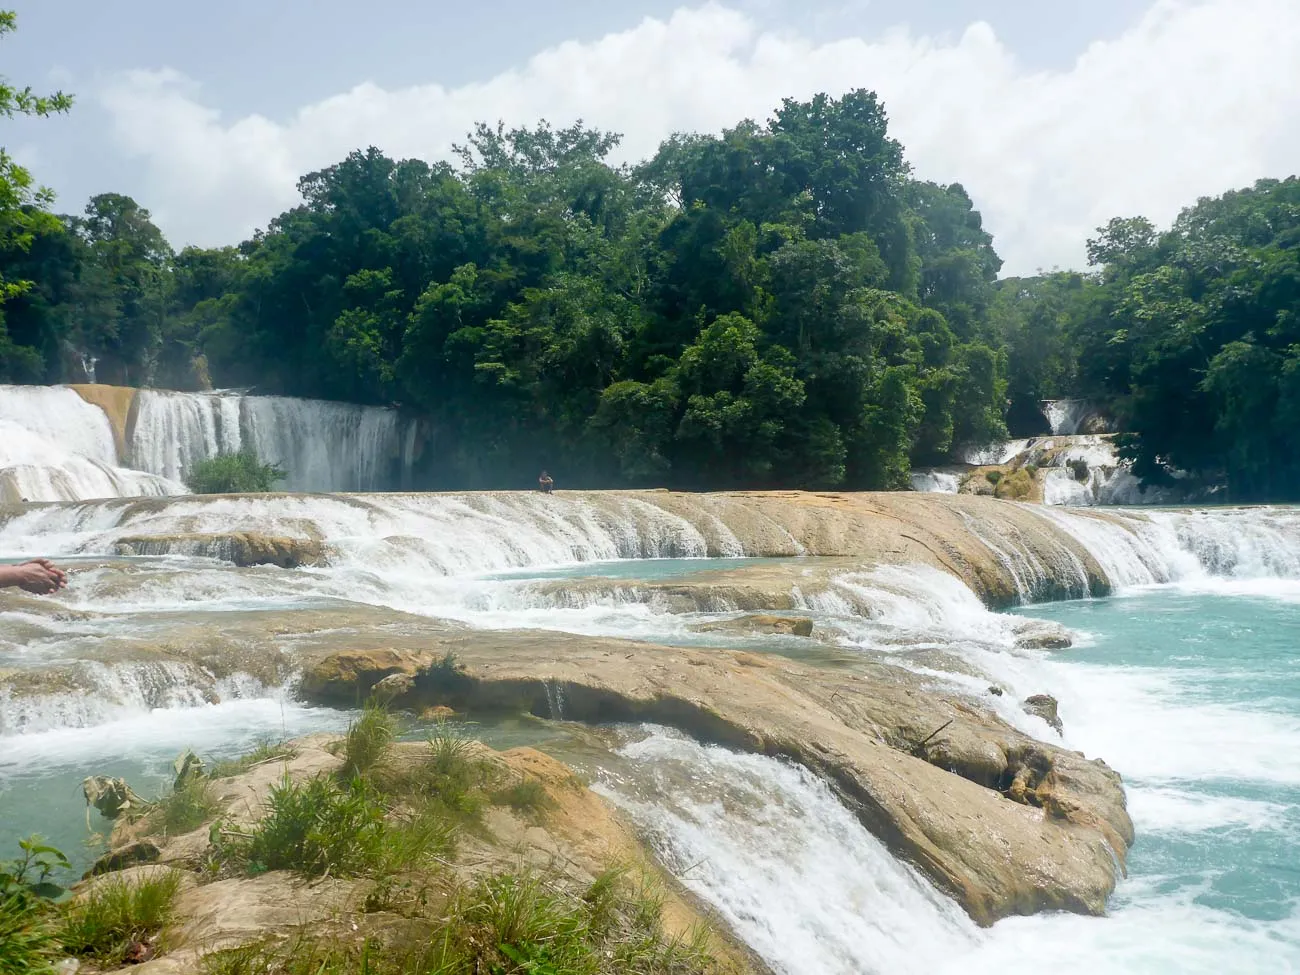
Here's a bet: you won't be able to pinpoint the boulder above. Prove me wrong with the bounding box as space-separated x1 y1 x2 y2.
694 614 816 638
1023 694 1064 734
1013 620 1074 651
299 648 438 704
371 671 415 702
114 532 325 568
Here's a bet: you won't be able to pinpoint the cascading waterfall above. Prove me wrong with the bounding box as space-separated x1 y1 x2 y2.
0 385 184 502
131 390 420 492
922 434 1194 507
595 729 979 974
3 491 1300 969
0 384 424 501
908 470 960 494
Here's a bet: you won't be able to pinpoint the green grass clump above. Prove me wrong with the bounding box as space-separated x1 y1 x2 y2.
376 723 497 823
209 740 295 779
148 775 221 836
340 701 396 780
200 869 715 975
0 894 60 975
232 776 387 878
187 449 286 494
58 870 182 965
491 776 556 818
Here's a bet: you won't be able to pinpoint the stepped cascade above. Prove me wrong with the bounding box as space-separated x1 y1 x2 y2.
1 489 1297 970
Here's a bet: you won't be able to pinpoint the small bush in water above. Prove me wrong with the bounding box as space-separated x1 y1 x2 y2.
186 450 286 494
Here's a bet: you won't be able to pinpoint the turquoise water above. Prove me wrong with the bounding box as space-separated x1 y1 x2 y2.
1018 589 1300 960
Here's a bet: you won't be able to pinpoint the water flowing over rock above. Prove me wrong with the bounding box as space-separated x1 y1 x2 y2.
129 389 422 492
0 385 183 502
1041 399 1114 436
915 434 1200 507
0 384 424 501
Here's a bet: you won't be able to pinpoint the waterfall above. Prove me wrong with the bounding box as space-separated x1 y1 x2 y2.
1041 399 1114 436
0 385 184 502
909 471 960 494
239 395 414 492
959 439 1032 466
131 390 418 492
596 729 979 974
129 390 243 483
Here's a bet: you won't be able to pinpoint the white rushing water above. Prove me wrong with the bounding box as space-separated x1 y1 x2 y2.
3 491 1300 971
909 470 960 494
131 390 421 492
923 434 1194 507
0 386 184 502
596 729 980 974
0 385 422 501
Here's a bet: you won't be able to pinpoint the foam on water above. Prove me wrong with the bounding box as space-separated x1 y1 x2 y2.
595 729 979 975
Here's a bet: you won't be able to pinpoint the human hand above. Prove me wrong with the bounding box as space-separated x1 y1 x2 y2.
0 559 68 595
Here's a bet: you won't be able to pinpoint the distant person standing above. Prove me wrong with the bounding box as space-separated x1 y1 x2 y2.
0 558 67 594
538 471 554 494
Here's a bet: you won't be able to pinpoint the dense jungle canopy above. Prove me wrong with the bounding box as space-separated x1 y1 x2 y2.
2 14 1297 498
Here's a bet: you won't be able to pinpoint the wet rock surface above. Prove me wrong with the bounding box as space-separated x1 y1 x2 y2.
115 531 326 568
1023 693 1065 734
296 626 1131 927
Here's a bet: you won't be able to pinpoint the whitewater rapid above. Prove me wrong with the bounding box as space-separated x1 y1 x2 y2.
2 491 1298 971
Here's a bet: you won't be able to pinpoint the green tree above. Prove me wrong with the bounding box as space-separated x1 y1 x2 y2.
0 10 72 379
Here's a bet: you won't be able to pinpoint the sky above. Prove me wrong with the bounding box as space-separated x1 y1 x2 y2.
4 0 1299 275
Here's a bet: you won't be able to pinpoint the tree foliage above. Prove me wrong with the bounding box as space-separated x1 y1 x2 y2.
992 177 1300 500
7 52 1297 499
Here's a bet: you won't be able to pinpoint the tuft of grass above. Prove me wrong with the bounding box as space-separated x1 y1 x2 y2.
209 739 295 779
58 869 182 965
0 894 60 975
233 776 387 878
148 775 221 836
491 776 555 818
377 723 497 823
413 651 473 700
340 701 396 780
199 869 715 975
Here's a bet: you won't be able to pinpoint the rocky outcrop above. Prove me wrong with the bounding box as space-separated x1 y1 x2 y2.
114 532 326 568
90 733 763 974
1023 694 1064 734
693 614 815 638
68 383 137 461
300 648 438 704
296 626 1132 927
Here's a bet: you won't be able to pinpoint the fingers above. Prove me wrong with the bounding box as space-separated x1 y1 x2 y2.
22 558 67 588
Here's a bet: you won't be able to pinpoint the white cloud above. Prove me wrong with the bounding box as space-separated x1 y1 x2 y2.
99 0 1300 275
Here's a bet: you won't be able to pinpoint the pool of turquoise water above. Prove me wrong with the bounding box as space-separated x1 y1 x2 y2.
1016 589 1299 933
